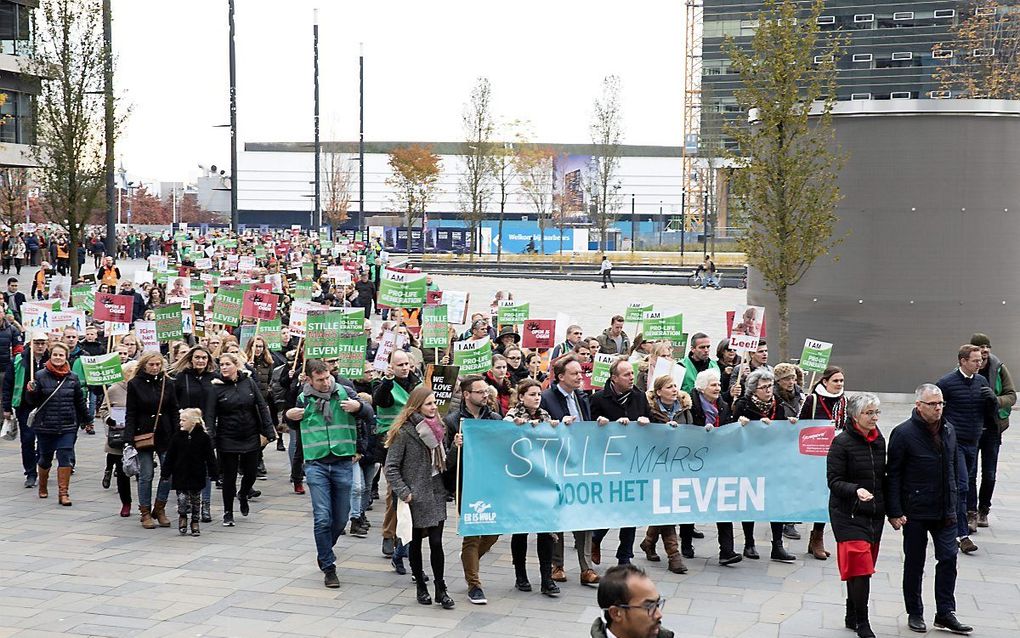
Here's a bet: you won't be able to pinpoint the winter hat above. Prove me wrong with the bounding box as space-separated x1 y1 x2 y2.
773 362 802 386
970 333 991 348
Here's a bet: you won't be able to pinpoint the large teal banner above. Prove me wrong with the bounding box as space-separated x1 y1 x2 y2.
459 419 834 536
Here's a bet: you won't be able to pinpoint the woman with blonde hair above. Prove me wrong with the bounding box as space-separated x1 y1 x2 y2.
244 335 279 425
120 333 141 361
124 350 179 528
171 345 217 522
384 385 456 609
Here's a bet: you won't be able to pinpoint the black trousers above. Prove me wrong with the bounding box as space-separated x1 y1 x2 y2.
602 271 614 286
409 521 446 584
219 450 259 514
510 532 555 578
902 519 958 617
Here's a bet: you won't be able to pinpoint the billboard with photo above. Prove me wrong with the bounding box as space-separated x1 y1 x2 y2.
552 154 592 226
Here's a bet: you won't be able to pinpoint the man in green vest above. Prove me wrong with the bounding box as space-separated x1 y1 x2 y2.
286 358 370 589
2 331 49 488
372 348 421 562
679 333 719 394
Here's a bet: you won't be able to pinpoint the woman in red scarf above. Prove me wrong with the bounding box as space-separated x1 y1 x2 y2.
25 342 91 506
485 355 513 415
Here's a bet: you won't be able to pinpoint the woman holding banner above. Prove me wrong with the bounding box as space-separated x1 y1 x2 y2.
504 379 560 596
124 351 179 529
640 375 695 574
384 386 456 609
826 392 885 638
732 369 798 563
798 365 848 561
172 345 218 523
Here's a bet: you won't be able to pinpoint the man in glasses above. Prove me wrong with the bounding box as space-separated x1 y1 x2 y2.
591 564 673 638
885 384 973 635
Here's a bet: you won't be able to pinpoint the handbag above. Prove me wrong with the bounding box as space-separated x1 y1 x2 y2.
25 376 68 430
121 444 140 477
133 375 166 451
1 414 16 441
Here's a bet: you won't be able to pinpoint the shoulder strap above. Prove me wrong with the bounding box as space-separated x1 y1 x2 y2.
154 375 166 425
34 376 68 412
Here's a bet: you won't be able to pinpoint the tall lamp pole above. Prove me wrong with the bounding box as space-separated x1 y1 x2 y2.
312 8 321 230
102 0 116 255
228 0 239 232
630 194 636 254
358 43 365 240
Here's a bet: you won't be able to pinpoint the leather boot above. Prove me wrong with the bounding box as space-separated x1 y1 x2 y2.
666 552 688 574
967 510 978 534
434 579 455 609
844 597 856 629
152 499 171 527
57 467 72 506
37 466 49 499
660 526 679 564
808 529 828 560
139 505 157 529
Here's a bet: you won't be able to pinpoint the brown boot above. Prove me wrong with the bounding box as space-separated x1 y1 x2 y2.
139 505 157 529
152 499 171 527
808 529 828 560
639 529 661 562
57 467 72 506
667 553 688 574
37 466 49 499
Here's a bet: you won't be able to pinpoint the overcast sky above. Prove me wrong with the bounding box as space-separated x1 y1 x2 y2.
113 0 685 184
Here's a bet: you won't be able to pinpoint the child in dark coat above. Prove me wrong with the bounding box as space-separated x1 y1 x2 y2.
161 408 219 536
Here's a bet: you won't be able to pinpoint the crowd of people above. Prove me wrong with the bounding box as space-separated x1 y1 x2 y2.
0 225 1009 637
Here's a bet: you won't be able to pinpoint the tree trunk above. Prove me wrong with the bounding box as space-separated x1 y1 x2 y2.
69 227 80 281
468 221 476 262
777 285 790 363
405 209 412 255
497 203 504 262
539 214 545 255
420 208 426 258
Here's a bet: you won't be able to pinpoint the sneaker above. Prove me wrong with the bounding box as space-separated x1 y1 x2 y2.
323 569 340 589
959 537 978 554
101 467 112 489
391 555 406 575
782 523 801 540
223 512 235 527
239 496 250 517
467 586 487 605
24 476 36 489
349 519 368 538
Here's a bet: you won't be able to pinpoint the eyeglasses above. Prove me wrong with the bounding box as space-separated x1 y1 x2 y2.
607 597 667 617
919 401 946 408
863 410 881 416
468 389 489 395
755 384 774 391
506 356 522 361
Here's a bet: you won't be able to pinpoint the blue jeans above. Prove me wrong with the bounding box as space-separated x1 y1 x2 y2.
305 458 354 572
16 406 37 477
902 518 958 616
36 430 76 469
956 442 978 537
137 449 171 508
350 462 380 519
978 429 1000 513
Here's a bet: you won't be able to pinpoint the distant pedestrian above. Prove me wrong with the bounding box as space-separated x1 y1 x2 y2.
599 255 614 288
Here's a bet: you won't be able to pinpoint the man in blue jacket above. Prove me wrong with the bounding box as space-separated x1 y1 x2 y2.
886 384 973 635
936 344 995 554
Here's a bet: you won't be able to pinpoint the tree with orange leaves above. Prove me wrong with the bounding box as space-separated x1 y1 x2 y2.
386 145 441 253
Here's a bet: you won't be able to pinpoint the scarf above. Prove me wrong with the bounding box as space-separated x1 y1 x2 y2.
608 381 632 408
751 395 775 418
301 378 344 420
700 393 719 426
46 360 70 378
415 415 447 473
852 419 880 443
813 384 847 429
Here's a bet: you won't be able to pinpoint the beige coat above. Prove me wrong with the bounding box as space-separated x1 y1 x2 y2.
98 379 129 456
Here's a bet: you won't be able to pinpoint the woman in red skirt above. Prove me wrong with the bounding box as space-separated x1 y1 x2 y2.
826 392 886 638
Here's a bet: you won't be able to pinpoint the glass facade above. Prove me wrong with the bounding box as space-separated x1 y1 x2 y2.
0 90 32 144
0 1 32 56
701 0 969 148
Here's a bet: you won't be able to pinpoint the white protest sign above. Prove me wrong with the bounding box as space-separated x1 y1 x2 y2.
194 257 213 270
148 255 168 271
135 321 159 351
443 290 469 325
372 331 397 372
651 356 686 390
105 321 130 336
51 310 86 333
238 256 257 272
134 270 153 286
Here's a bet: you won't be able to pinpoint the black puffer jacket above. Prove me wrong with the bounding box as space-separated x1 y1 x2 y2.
827 423 886 543
25 368 88 435
174 367 216 425
885 410 960 522
161 426 219 491
0 321 20 371
688 389 733 426
124 371 179 454
206 371 274 454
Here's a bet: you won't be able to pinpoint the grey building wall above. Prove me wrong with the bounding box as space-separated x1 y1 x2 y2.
748 100 1020 393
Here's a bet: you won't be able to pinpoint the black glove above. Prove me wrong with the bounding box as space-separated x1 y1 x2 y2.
980 386 997 401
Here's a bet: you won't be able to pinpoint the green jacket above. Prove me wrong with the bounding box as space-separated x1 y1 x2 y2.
297 382 357 461
680 356 719 394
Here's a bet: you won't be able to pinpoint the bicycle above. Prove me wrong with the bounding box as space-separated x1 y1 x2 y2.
689 272 722 289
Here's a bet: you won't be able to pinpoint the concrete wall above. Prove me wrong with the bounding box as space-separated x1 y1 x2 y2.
749 100 1020 393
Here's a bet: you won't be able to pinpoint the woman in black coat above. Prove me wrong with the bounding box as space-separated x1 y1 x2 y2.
25 342 90 506
827 392 886 638
124 351 179 529
170 345 217 522
206 351 275 527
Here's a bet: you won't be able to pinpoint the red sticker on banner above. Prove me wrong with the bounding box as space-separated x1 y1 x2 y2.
799 426 836 456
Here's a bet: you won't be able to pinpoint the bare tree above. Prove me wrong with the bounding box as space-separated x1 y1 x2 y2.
32 0 112 281
515 144 555 255
323 147 354 230
0 168 29 231
492 121 525 262
588 75 624 252
458 77 496 261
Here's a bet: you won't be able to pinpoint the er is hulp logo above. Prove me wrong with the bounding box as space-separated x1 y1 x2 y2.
799 426 835 456
463 500 497 524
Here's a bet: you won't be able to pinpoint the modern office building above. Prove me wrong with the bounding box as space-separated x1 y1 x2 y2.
0 0 40 167
701 0 971 146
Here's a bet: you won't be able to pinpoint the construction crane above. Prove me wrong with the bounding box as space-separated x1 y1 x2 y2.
675 0 707 236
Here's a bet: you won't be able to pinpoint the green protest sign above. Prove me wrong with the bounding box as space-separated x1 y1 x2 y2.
304 309 362 359
642 311 684 345
256 317 283 351
254 245 267 258
155 303 184 342
190 279 206 299
294 280 313 300
800 339 833 373
453 337 492 376
81 353 124 385
592 353 617 388
301 263 315 280
71 284 95 312
218 238 238 249
211 288 244 326
625 303 653 324
421 305 449 349
336 331 367 378
378 268 427 308
497 302 530 326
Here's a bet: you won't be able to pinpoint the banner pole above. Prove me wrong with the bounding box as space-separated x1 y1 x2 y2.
30 347 34 383
292 337 304 372
455 418 464 511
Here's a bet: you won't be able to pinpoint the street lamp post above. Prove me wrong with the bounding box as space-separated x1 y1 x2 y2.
630 194 636 254
680 190 686 261
228 0 239 232
312 8 321 231
358 43 365 240
102 0 116 256
702 191 709 258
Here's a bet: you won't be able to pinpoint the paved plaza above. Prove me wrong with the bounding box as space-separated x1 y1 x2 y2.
0 264 1017 636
